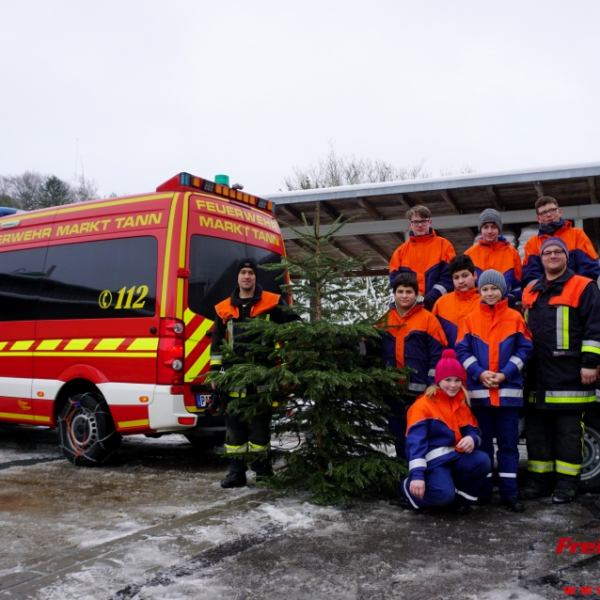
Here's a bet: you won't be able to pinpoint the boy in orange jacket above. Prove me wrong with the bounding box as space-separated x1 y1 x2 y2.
432 255 480 349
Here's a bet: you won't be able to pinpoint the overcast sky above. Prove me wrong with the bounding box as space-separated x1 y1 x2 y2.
2 1 599 198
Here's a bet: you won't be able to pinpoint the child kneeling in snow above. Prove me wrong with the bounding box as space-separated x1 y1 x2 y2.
400 349 491 514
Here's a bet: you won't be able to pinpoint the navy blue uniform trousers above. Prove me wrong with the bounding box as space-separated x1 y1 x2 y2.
401 450 491 509
471 406 520 500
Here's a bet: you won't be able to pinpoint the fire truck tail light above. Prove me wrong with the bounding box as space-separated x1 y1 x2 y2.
157 318 186 385
178 417 196 426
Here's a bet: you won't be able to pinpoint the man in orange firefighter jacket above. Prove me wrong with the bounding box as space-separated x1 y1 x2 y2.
521 237 600 504
210 257 301 489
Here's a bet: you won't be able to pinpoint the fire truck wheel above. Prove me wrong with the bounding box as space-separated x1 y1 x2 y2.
58 392 122 466
580 412 600 493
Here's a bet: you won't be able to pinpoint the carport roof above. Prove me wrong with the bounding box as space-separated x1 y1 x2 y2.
264 163 600 275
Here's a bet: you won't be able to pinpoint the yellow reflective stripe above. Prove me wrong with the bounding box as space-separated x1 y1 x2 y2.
185 318 214 358
0 342 7 351
225 443 248 454
527 394 536 403
184 307 196 326
249 442 270 453
185 346 211 382
118 419 150 429
0 412 51 422
545 395 596 404
37 339 62 350
160 194 179 317
582 345 600 355
127 338 159 351
527 460 554 473
11 340 35 351
562 306 569 349
64 338 92 350
176 193 190 320
31 351 156 358
555 460 581 476
94 338 125 351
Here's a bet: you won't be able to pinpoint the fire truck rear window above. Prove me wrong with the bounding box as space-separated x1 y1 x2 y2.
188 236 286 321
37 236 158 320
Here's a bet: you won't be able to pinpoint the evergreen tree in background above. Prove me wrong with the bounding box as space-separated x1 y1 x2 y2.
34 175 74 209
210 205 409 505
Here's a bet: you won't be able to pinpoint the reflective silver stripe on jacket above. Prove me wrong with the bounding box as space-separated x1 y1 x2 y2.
509 356 524 371
468 389 490 399
462 356 477 370
499 389 523 398
408 458 427 471
425 446 455 462
408 382 427 392
428 369 435 378
433 284 448 296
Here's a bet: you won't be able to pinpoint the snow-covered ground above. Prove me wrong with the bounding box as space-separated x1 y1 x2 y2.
1 424 598 600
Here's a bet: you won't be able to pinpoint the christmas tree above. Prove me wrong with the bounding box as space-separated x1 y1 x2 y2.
210 204 410 505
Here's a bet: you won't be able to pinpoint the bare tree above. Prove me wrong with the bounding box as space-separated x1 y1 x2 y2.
284 145 430 191
5 171 45 210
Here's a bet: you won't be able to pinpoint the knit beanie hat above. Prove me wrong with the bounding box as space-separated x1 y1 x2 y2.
236 257 259 278
435 349 466 384
478 208 502 232
540 236 568 257
478 269 507 296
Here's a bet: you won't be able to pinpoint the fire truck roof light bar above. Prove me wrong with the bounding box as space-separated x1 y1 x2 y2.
156 173 276 215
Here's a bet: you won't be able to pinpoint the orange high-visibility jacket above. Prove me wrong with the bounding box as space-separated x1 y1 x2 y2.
455 299 533 407
389 230 456 304
432 288 480 349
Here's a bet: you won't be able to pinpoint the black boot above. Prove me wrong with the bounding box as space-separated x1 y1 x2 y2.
518 482 552 500
552 485 576 504
220 471 247 489
501 497 525 513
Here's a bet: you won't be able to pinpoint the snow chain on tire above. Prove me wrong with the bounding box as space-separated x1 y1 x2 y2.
58 392 122 466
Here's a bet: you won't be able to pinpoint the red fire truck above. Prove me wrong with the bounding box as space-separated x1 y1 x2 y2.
0 173 287 465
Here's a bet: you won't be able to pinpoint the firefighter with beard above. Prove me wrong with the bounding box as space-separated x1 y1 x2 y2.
521 237 600 504
210 257 301 489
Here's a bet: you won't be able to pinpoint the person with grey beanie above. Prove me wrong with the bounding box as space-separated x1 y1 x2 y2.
465 208 523 307
456 269 533 512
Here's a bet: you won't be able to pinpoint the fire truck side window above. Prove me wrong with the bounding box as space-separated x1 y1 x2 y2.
188 236 287 321
38 236 158 320
0 247 47 321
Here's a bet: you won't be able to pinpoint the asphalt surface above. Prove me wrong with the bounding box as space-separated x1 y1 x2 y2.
0 424 599 599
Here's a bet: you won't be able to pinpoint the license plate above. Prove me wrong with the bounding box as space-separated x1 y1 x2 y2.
196 394 210 409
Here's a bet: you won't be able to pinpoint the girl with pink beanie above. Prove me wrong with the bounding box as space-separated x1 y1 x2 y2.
400 349 491 514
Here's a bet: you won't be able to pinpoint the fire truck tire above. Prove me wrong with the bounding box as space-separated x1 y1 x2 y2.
580 412 600 493
58 392 122 466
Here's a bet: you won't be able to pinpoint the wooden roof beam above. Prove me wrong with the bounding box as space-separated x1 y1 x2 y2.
397 193 413 210
587 177 600 240
357 198 404 244
356 235 391 262
320 200 343 221
439 189 461 214
485 185 504 212
534 182 545 198
278 204 305 224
